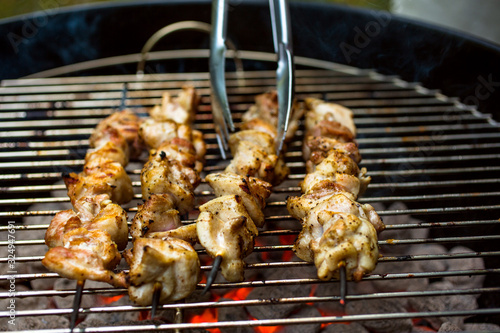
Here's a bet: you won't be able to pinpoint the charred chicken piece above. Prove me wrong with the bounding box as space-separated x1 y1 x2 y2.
149 86 199 125
125 237 200 305
147 223 198 244
289 192 384 281
89 110 143 159
140 150 195 215
242 90 304 143
301 149 370 199
86 140 129 167
197 195 258 282
304 98 356 136
225 130 289 185
45 197 129 251
130 194 181 239
64 158 134 206
303 136 361 164
42 228 127 287
206 172 272 228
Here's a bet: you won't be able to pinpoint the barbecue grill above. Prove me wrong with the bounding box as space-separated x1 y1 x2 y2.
1 1 500 332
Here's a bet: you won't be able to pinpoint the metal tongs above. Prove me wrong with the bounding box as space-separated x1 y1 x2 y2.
210 0 294 159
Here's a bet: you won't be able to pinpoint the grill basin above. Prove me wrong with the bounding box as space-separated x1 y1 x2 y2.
0 52 499 332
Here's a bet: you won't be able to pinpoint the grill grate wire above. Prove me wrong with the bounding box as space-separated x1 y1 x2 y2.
0 63 499 332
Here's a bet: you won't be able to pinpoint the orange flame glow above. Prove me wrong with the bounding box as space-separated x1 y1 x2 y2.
99 294 125 305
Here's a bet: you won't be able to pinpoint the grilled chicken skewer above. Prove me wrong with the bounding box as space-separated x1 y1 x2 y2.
287 98 385 287
42 109 143 330
43 110 142 286
198 90 303 288
125 86 205 309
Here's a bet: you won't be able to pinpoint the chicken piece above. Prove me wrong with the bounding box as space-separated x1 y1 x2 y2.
85 141 129 166
64 158 134 205
45 209 82 248
45 198 129 250
89 110 143 159
303 136 361 164
225 131 289 185
301 150 370 199
138 119 180 149
197 195 258 282
141 151 195 215
228 130 275 155
149 86 199 125
126 237 200 305
291 193 384 281
157 138 203 183
304 98 356 136
240 118 277 139
90 201 129 251
206 172 272 228
147 223 198 244
241 90 304 143
42 228 127 287
130 194 181 239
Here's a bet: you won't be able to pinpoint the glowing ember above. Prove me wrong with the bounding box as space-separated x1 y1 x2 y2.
279 235 296 262
222 287 253 301
189 308 220 333
99 294 125 305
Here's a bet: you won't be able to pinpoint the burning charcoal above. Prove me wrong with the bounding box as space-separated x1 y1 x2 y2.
3 315 69 331
346 299 413 333
246 269 312 320
371 260 428 293
321 322 369 333
443 246 485 290
407 281 477 330
438 322 463 332
0 285 49 312
464 323 500 331
408 244 449 273
378 202 428 255
217 298 254 333
282 305 322 333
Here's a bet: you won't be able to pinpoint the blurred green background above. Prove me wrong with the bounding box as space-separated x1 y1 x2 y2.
0 0 391 20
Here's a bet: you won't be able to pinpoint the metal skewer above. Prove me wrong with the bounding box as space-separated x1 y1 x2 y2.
69 279 85 332
202 255 223 295
339 263 347 306
151 281 162 319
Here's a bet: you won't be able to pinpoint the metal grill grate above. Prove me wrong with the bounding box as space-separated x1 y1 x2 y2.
0 53 500 332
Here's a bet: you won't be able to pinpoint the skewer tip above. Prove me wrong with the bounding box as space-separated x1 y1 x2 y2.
202 255 223 295
69 279 85 332
339 263 347 307
151 282 162 319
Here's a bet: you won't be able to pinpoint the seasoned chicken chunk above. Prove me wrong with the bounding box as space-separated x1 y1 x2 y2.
126 237 200 305
89 110 143 159
290 193 384 281
206 172 272 227
225 131 289 185
64 158 134 205
86 139 129 166
197 195 258 282
241 90 304 143
45 198 129 250
130 194 181 239
303 136 361 164
150 86 199 125
147 223 198 244
42 228 126 287
156 138 203 182
304 98 356 136
301 149 370 198
140 150 195 215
